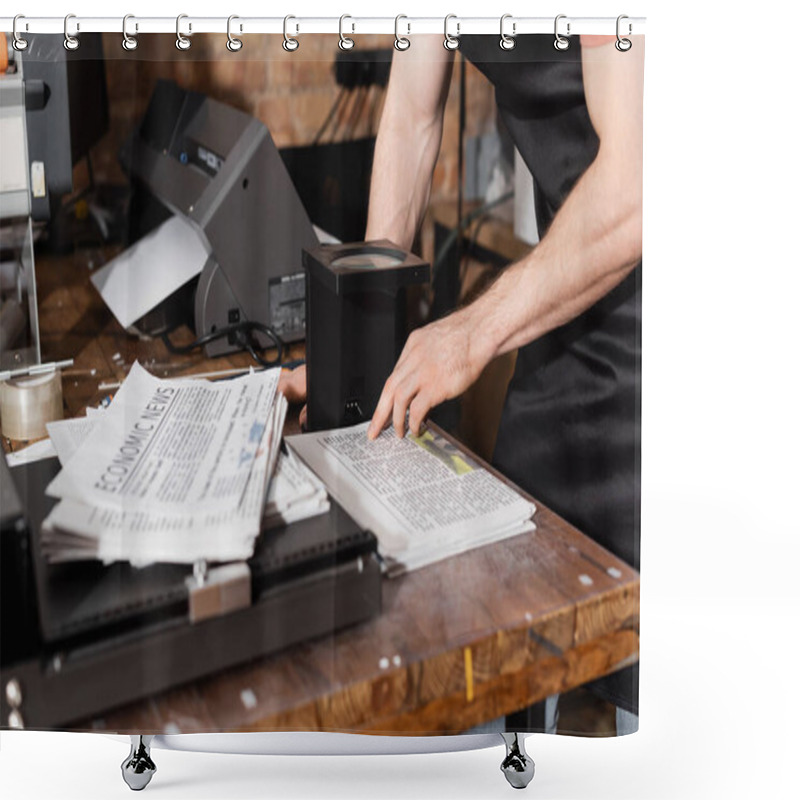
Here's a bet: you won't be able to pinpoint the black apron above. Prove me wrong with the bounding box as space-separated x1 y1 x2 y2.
459 35 641 716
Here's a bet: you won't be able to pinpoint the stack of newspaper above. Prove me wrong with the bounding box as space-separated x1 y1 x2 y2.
287 422 536 577
263 447 329 529
40 362 327 567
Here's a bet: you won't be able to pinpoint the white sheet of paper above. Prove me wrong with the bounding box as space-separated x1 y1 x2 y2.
5 437 57 467
46 416 99 466
91 215 209 329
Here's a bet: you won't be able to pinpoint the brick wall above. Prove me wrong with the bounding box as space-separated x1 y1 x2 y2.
92 33 496 212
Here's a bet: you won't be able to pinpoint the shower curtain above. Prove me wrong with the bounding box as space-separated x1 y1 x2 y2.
0 22 642 746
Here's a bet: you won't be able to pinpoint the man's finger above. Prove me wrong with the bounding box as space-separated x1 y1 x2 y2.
408 393 430 437
278 365 307 404
393 383 417 439
368 378 395 440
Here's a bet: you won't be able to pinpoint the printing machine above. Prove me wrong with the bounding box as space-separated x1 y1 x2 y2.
121 80 320 357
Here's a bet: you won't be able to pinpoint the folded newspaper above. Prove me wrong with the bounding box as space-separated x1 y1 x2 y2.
40 363 328 567
286 423 536 577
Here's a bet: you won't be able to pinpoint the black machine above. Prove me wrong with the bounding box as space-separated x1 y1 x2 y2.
121 80 319 356
303 241 430 431
0 453 381 729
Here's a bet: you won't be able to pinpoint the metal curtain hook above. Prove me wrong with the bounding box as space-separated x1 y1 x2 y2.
394 15 410 51
227 15 243 52
283 15 299 51
12 15 28 51
64 13 79 51
499 14 516 51
176 14 191 51
339 15 354 51
443 14 460 51
616 14 632 51
554 14 570 51
122 14 138 51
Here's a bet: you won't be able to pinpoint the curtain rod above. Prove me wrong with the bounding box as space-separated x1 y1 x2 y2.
1 16 646 37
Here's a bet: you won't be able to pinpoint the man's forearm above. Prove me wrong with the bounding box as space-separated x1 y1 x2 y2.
365 109 442 249
365 40 453 248
470 40 644 361
463 149 642 364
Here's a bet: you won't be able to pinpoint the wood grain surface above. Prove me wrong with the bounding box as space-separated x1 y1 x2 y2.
10 250 639 734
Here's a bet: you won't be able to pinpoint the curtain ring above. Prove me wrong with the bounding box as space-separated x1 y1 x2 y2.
227 15 243 52
499 14 516 51
554 14 570 51
64 13 80 51
122 14 138 51
12 15 28 51
283 15 299 51
394 15 410 51
616 15 632 51
176 14 191 51
339 15 355 51
443 14 460 51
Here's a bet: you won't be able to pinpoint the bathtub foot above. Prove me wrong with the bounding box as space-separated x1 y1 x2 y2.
499 732 535 789
121 735 157 791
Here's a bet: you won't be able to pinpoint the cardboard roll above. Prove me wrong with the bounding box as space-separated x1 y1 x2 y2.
0 370 64 441
302 240 430 431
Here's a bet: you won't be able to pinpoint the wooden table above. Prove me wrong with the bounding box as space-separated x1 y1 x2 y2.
8 249 639 735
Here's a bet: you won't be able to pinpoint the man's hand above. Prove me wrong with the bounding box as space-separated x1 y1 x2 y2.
367 307 492 440
277 365 308 428
277 364 307 403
